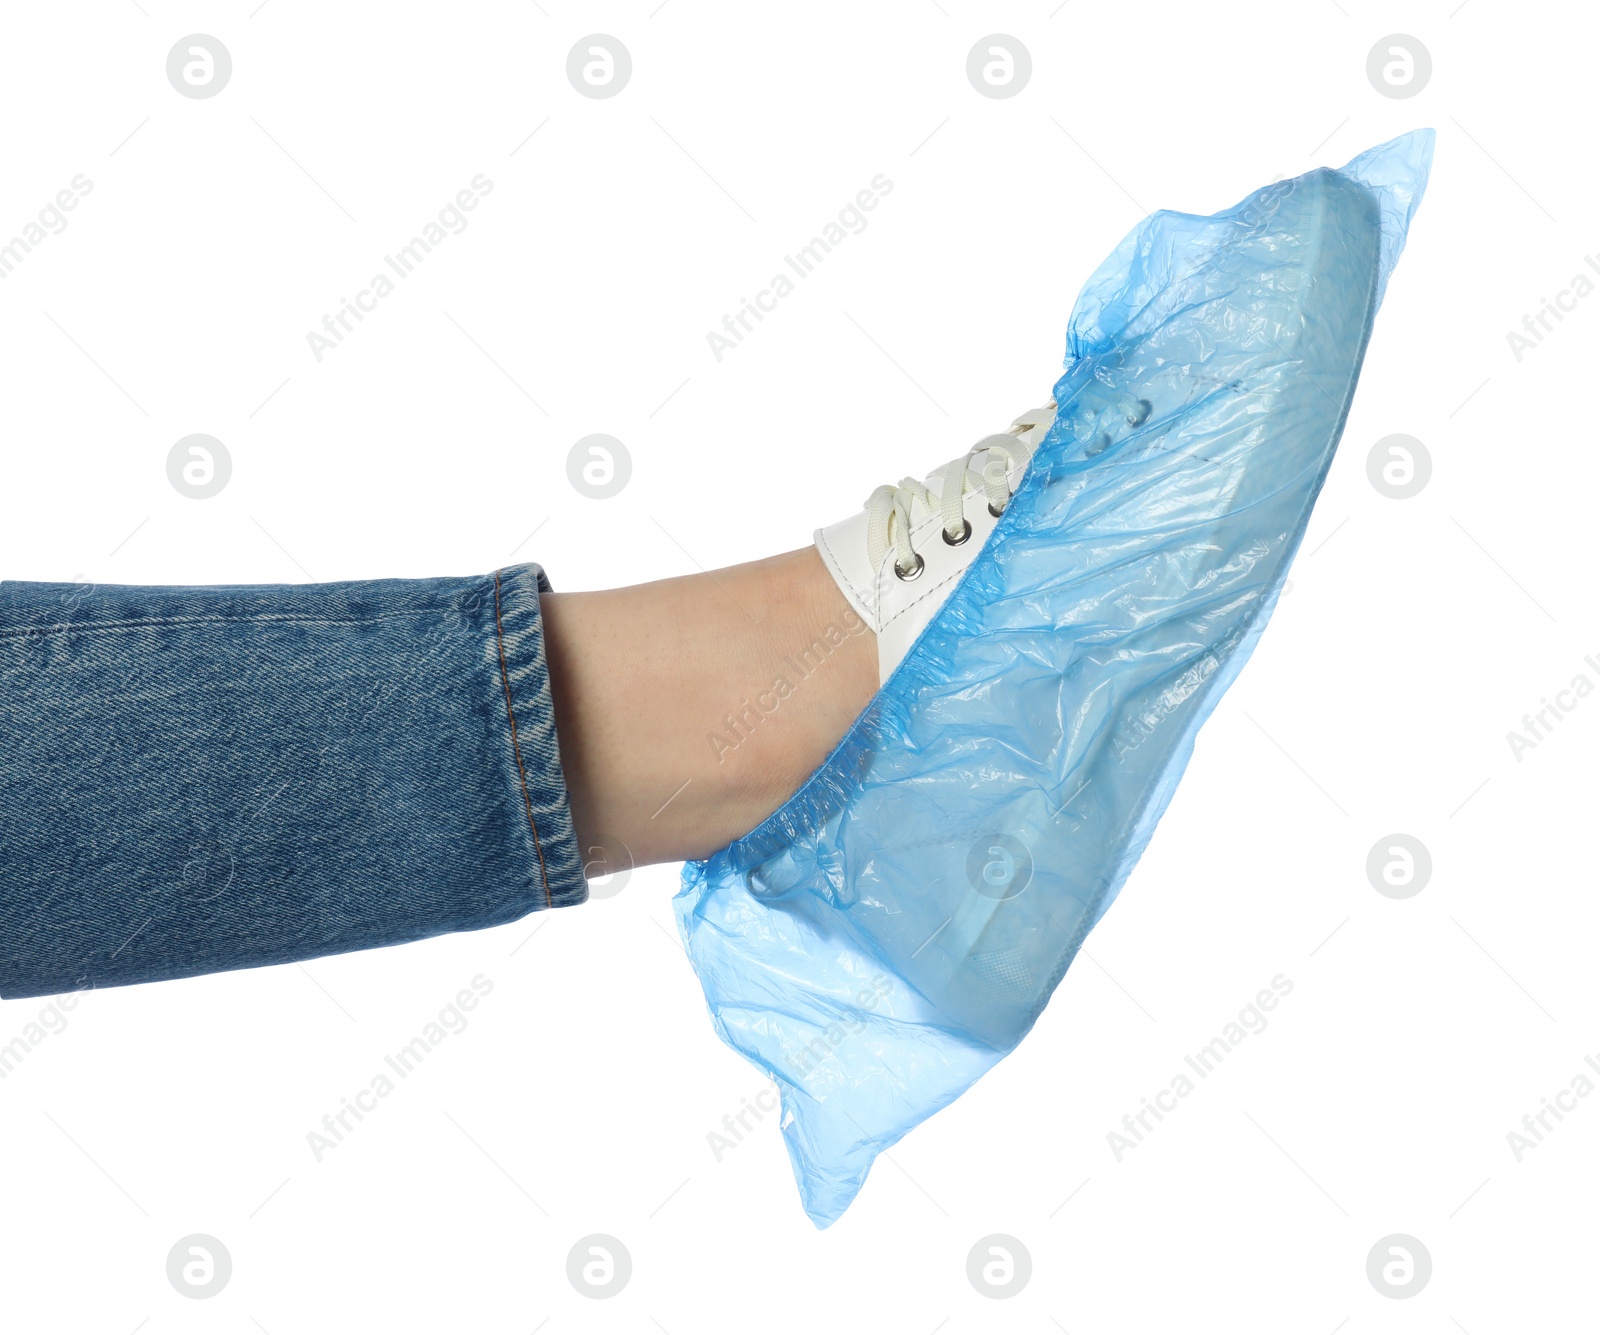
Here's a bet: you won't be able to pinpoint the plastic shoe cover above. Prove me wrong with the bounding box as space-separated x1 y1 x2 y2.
676 131 1434 1227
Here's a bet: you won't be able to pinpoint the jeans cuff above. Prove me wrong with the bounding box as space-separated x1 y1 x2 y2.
491 564 587 909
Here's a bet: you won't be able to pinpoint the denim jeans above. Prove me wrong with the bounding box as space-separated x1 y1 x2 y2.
0 564 586 998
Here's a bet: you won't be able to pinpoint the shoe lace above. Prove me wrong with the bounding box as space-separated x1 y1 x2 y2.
866 403 1057 578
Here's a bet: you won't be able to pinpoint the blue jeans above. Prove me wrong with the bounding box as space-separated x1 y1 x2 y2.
0 564 587 998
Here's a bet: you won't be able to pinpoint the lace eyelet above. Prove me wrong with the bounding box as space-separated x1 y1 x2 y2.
894 552 925 581
942 518 973 546
988 500 1006 519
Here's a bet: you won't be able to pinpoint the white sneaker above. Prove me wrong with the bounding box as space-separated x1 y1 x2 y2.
815 401 1058 683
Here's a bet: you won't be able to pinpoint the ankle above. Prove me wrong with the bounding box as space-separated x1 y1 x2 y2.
542 548 876 874
698 550 876 825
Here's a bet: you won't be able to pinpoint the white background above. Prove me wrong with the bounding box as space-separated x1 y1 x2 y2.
0 1 1593 1330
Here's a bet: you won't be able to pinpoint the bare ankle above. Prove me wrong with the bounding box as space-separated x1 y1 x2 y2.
542 548 875 874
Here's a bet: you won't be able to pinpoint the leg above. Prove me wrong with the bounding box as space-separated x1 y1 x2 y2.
542 547 876 868
0 566 586 996
0 555 874 996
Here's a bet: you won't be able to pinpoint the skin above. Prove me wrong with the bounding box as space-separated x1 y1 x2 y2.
540 546 877 872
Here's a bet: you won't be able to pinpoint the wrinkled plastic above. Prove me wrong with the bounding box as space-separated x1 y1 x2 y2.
676 132 1434 1226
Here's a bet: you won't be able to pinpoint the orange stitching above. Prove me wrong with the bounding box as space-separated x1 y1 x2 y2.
493 569 553 908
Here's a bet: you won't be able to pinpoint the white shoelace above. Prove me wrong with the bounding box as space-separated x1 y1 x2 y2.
866 403 1057 578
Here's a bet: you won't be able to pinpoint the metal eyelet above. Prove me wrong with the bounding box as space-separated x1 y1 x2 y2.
988 499 1007 519
942 518 973 546
894 552 925 581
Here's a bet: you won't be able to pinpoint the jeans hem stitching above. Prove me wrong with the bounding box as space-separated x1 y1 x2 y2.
492 569 553 909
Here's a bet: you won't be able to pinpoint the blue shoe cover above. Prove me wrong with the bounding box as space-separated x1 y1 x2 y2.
675 131 1434 1226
